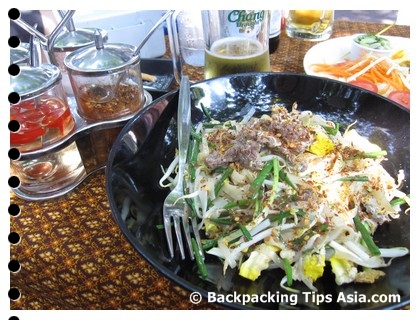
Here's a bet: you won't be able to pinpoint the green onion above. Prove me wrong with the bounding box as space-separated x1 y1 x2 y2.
295 208 305 217
214 166 233 197
213 166 227 173
224 199 252 209
390 198 406 206
347 150 387 160
353 215 381 256
190 131 202 142
322 122 340 136
192 237 208 279
270 210 292 223
254 188 264 215
292 230 312 246
188 134 200 182
209 217 234 225
269 157 280 204
318 223 329 232
200 103 213 121
291 223 328 246
278 168 297 191
251 160 273 193
337 175 369 182
359 150 387 158
185 198 199 219
227 236 241 245
239 225 252 241
201 239 217 250
270 209 305 224
203 122 223 128
282 258 293 286
203 122 236 129
390 194 410 206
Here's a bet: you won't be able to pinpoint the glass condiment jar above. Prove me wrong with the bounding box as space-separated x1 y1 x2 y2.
64 34 145 121
10 64 85 199
49 28 108 96
10 64 75 152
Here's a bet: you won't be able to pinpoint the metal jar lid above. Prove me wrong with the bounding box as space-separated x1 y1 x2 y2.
10 43 30 65
10 64 62 101
64 32 140 76
52 28 108 53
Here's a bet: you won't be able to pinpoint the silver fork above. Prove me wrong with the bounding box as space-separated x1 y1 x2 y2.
163 76 201 260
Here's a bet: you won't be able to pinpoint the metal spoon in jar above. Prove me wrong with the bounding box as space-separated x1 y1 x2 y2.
96 10 174 103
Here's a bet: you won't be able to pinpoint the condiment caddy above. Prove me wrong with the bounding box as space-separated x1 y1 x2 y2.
10 61 152 200
10 10 153 200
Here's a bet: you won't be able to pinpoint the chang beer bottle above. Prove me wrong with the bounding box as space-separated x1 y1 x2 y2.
202 10 271 79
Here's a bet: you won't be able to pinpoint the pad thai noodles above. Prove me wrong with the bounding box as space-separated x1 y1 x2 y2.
160 104 410 291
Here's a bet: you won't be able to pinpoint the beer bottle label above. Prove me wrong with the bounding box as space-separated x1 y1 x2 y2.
222 10 265 38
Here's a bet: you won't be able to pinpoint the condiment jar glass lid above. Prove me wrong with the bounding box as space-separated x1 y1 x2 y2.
64 41 140 76
10 64 62 101
52 28 108 52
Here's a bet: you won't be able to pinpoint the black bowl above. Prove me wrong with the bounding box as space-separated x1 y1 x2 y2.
105 73 410 310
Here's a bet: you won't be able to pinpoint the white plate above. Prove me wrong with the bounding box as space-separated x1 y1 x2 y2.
303 35 411 78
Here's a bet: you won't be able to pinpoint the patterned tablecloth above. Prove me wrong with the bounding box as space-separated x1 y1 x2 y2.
10 20 410 310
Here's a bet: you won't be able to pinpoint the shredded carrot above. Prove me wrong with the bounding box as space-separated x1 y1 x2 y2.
311 53 410 96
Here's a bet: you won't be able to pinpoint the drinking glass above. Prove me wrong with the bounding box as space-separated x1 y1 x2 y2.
285 10 334 41
168 10 205 82
202 10 271 79
175 11 205 67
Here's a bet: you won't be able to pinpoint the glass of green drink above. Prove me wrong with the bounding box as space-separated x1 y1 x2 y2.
202 10 271 79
